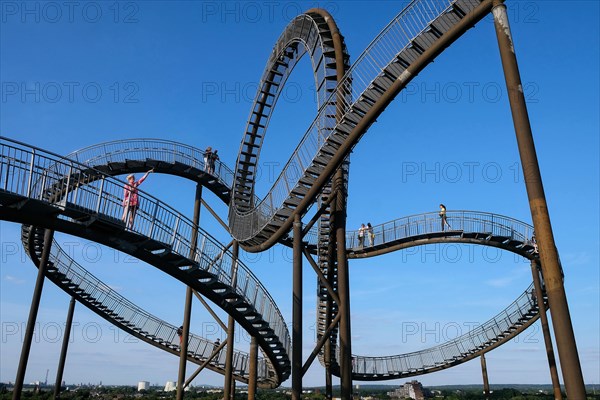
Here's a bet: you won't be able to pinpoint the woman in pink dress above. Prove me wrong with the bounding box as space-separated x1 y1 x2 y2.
122 168 153 229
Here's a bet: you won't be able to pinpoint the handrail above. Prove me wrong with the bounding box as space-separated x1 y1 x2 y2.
347 283 541 377
343 210 535 250
66 138 235 193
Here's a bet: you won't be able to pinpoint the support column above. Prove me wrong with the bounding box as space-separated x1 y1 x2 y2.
531 261 563 400
492 2 586 397
324 197 336 400
177 184 203 400
53 297 76 399
13 228 55 400
334 168 352 400
481 354 490 399
224 241 239 400
292 213 303 400
247 337 258 400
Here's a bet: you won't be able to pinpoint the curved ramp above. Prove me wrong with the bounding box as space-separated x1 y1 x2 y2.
350 284 544 380
344 211 537 259
0 137 291 386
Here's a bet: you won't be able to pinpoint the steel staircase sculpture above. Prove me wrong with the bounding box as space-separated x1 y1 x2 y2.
1 0 558 388
0 137 290 386
59 139 552 380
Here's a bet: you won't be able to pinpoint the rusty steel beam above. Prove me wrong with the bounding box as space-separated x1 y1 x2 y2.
531 261 563 400
53 297 76 399
177 183 203 400
292 213 303 400
13 228 55 400
492 2 586 398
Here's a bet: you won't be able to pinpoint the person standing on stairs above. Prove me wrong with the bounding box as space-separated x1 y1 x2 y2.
209 149 219 175
358 223 366 248
177 325 183 345
204 147 213 172
122 168 154 230
439 204 451 231
367 222 375 246
213 338 221 364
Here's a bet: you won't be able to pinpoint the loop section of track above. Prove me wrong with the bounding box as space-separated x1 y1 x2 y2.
229 0 494 250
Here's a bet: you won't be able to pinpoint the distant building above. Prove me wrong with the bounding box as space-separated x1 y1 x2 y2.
387 380 428 400
137 382 150 391
164 381 176 392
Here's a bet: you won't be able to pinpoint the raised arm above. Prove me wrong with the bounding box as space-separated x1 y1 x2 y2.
137 168 154 184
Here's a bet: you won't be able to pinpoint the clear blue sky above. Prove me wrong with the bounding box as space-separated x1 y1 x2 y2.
1 0 598 388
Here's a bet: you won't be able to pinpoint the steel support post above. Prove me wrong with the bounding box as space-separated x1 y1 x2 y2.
53 297 76 399
324 198 335 400
248 336 258 400
13 228 55 400
334 168 352 400
177 184 203 400
481 354 490 399
531 261 563 400
292 213 303 400
492 2 586 398
327 8 353 398
224 241 239 400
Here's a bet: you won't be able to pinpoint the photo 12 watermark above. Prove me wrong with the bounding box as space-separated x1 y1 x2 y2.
1 81 140 104
1 1 140 24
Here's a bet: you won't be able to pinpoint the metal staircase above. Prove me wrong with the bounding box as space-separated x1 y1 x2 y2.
229 0 488 247
21 224 271 384
0 137 291 386
349 283 546 380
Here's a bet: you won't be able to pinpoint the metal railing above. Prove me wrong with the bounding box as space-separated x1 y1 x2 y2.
229 0 468 241
23 226 269 381
344 210 535 251
348 283 540 377
67 138 234 190
0 136 290 377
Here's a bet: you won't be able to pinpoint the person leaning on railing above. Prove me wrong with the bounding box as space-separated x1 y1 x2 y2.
122 168 154 230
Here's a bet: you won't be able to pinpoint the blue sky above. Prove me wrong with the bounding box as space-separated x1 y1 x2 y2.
1 0 599 389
